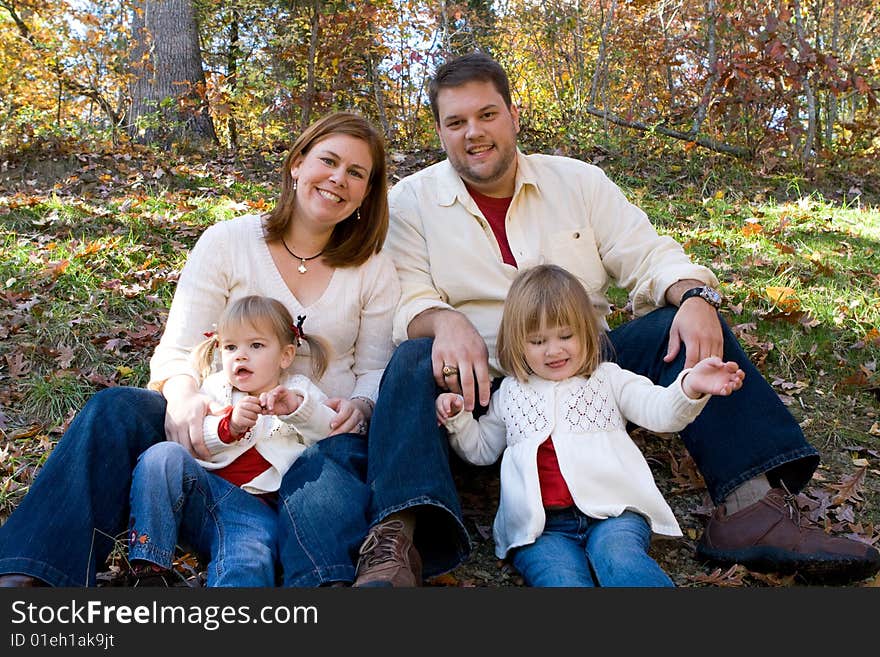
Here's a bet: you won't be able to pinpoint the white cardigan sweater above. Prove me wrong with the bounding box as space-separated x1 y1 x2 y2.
197 371 337 494
443 362 710 558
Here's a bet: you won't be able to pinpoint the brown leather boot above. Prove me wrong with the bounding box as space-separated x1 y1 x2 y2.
0 574 48 587
696 487 880 583
353 519 423 587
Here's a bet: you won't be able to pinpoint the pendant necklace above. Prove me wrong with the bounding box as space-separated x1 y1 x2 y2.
281 239 324 274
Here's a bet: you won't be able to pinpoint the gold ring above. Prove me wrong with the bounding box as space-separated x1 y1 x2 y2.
442 364 459 377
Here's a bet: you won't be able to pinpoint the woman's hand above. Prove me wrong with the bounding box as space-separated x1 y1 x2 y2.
163 375 213 460
324 397 368 436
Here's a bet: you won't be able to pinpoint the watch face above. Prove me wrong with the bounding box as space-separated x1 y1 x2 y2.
702 287 722 306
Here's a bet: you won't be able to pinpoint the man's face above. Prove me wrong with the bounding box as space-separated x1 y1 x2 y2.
434 80 520 197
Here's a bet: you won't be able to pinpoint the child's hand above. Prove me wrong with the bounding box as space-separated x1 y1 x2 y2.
682 356 745 399
259 386 303 417
436 393 465 425
230 396 262 438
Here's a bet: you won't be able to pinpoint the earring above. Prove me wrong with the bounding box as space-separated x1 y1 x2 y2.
355 208 361 221
293 178 298 192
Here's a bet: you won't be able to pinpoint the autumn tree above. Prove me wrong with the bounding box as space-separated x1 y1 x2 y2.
0 0 129 149
127 0 217 147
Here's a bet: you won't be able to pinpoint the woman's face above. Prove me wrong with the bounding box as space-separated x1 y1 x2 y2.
290 133 373 232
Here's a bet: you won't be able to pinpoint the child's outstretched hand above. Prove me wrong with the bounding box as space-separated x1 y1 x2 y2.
230 396 262 438
436 392 464 425
259 385 303 417
682 356 745 399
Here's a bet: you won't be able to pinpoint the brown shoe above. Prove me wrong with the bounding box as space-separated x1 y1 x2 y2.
353 519 423 587
697 487 880 583
0 574 48 587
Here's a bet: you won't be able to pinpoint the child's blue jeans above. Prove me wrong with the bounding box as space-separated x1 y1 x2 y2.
128 442 278 587
510 508 674 587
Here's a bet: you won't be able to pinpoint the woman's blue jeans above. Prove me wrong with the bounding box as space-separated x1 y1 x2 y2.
0 387 167 586
129 442 278 587
511 508 673 587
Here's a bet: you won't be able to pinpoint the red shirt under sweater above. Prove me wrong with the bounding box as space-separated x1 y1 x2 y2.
215 406 274 488
468 187 574 509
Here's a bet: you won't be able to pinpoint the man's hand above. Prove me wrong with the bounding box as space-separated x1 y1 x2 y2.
411 309 491 412
664 298 724 369
230 396 262 439
163 375 213 460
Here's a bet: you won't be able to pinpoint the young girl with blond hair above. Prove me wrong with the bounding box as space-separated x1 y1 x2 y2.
436 265 745 587
127 295 338 586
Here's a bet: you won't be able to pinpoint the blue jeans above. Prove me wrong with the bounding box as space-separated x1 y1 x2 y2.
277 339 472 583
607 307 818 502
0 387 167 586
511 508 673 587
129 442 278 587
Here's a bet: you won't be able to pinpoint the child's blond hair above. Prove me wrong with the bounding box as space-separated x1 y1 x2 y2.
192 295 329 382
497 265 606 382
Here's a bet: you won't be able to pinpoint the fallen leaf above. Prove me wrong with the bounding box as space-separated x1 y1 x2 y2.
765 286 800 311
829 467 866 506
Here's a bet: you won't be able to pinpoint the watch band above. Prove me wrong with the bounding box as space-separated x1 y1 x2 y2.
680 286 722 309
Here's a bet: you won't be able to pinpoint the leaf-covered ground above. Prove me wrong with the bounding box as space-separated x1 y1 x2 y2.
1 142 878 588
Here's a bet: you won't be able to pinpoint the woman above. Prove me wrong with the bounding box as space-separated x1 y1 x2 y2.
0 111 399 587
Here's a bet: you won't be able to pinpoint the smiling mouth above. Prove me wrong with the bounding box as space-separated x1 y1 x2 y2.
469 144 493 154
317 188 343 203
546 359 568 369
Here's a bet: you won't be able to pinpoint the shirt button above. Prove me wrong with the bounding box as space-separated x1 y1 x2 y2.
573 232 580 239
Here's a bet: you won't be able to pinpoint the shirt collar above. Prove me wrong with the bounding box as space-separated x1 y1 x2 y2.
435 150 541 208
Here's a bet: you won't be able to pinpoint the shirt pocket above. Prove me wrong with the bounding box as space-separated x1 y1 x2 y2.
543 225 605 293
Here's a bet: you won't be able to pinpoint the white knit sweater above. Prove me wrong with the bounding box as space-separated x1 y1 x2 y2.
148 214 399 403
443 362 710 558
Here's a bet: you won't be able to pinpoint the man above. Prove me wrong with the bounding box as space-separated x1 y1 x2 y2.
352 52 880 587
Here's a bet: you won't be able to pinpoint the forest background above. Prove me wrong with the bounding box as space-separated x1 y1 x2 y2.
1 0 879 587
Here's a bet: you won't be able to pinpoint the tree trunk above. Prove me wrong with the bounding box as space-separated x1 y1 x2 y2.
824 0 840 147
226 8 240 154
301 0 321 130
792 0 817 164
690 0 718 138
128 0 217 148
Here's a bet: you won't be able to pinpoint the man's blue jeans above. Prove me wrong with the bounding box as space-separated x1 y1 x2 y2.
129 442 278 587
606 306 818 501
511 508 673 587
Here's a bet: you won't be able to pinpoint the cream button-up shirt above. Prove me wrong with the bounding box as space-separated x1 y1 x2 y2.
387 151 717 376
